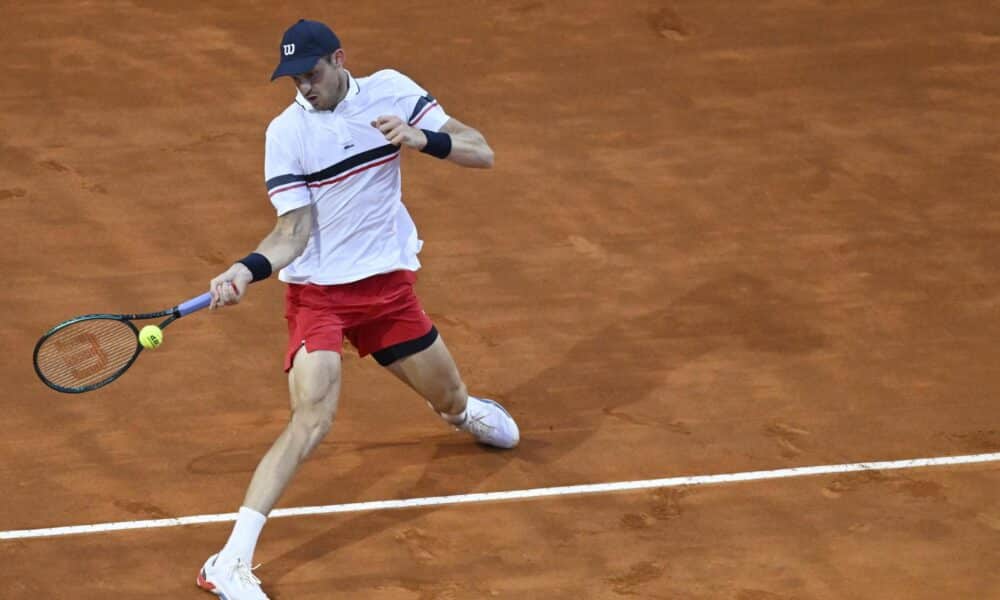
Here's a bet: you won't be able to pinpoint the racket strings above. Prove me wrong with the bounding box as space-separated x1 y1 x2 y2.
35 319 138 389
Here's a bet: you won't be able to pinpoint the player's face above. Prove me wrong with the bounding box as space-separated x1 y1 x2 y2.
292 51 346 110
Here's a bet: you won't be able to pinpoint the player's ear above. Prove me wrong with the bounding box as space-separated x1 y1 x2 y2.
331 48 346 68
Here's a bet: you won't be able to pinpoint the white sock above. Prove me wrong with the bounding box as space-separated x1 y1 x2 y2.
218 506 267 565
440 396 476 425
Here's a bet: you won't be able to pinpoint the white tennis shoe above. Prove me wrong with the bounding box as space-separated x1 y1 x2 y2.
459 397 520 448
197 553 269 600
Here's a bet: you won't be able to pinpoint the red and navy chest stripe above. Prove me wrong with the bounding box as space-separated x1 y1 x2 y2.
266 144 400 198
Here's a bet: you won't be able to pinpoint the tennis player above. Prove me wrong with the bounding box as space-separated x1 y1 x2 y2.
195 19 519 599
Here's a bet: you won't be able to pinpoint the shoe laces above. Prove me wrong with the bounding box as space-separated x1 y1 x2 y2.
230 560 262 587
463 408 495 437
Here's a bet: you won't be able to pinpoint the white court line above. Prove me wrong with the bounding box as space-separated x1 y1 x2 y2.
2 452 998 541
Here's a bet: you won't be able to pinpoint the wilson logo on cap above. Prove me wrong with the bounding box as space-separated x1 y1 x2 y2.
283 44 296 56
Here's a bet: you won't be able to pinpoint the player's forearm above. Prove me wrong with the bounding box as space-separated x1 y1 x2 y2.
255 217 310 271
442 128 494 169
244 204 313 275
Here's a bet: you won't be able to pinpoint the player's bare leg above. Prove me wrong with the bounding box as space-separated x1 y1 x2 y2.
384 335 467 414
199 348 341 599
385 335 519 448
243 347 341 512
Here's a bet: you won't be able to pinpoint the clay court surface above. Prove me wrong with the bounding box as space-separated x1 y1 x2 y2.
2 1 1000 598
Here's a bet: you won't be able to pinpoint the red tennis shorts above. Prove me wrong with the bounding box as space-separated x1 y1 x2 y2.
283 270 434 371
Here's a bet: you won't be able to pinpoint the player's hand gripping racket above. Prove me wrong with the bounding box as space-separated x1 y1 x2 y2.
33 292 212 393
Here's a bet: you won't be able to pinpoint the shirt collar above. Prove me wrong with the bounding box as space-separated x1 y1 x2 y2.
295 70 360 113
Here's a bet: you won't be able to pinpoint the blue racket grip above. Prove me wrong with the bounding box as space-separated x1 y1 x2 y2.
176 292 212 317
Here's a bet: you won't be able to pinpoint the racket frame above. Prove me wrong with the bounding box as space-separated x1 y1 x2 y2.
32 293 209 394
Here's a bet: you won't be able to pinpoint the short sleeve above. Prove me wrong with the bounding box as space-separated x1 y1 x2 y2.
264 122 311 216
391 71 451 132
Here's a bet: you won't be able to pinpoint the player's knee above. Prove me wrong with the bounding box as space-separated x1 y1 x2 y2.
290 391 337 454
296 404 334 433
290 407 334 458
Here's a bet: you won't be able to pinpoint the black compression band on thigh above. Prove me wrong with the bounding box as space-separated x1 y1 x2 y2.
372 326 439 366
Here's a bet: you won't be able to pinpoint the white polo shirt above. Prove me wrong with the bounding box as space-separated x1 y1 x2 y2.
264 69 450 285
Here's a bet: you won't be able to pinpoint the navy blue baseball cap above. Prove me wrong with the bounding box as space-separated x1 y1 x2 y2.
271 19 341 81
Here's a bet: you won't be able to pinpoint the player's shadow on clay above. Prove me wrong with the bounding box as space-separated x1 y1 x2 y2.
253 272 827 590
505 271 827 465
258 437 520 593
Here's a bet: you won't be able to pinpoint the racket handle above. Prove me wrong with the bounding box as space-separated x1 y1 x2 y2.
176 292 212 317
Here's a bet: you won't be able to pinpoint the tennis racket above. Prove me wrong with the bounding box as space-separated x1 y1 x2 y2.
33 292 213 393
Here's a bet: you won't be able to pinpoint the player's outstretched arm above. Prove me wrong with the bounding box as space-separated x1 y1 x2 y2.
371 115 494 169
209 204 313 309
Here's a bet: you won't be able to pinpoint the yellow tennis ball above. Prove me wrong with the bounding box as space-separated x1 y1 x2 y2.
138 325 163 350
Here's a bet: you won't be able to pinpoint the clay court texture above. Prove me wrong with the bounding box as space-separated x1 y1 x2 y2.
2 1 1000 598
